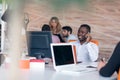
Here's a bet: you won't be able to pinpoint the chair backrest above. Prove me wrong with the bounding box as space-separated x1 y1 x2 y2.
90 39 99 46
68 40 77 43
118 70 120 80
68 39 99 46
73 45 77 64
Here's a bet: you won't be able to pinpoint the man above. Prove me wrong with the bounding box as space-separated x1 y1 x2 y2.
62 26 78 42
71 24 99 62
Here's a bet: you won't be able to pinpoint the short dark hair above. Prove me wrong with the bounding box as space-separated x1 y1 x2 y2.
79 24 91 33
62 26 72 34
41 24 51 31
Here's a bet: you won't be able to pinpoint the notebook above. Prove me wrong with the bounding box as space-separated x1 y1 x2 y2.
50 43 97 74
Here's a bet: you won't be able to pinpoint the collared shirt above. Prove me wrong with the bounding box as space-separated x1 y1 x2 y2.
71 41 99 62
66 34 78 42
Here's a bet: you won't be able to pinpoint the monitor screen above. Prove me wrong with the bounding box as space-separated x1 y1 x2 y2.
27 31 52 59
52 44 74 66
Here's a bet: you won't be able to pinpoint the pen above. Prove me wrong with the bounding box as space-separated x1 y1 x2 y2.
101 58 106 62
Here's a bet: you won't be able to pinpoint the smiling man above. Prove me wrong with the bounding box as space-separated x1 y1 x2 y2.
71 24 99 62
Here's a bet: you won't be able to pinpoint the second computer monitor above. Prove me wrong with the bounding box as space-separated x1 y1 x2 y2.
27 31 52 59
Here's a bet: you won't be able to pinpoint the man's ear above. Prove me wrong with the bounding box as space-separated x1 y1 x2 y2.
87 32 90 34
68 31 71 35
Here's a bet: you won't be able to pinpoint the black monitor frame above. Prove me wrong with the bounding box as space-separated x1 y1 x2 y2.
27 31 52 59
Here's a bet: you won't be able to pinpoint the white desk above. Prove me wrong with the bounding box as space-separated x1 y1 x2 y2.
0 63 117 80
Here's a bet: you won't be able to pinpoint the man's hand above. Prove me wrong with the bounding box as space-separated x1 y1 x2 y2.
97 58 106 71
85 33 92 43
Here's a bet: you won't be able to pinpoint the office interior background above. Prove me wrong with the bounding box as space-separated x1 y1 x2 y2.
0 1 119 80
23 0 120 59
0 0 120 59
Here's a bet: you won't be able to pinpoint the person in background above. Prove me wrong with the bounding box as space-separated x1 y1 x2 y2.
41 24 60 43
97 41 120 77
49 16 65 42
61 26 78 42
71 24 99 62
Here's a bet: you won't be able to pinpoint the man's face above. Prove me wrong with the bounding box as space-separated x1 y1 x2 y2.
77 27 88 42
62 29 69 37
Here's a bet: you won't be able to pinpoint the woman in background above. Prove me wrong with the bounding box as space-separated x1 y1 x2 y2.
49 17 65 42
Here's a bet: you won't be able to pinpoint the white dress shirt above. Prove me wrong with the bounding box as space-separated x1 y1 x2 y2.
66 34 78 42
71 41 99 62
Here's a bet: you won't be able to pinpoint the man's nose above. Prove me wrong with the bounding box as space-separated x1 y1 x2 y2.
78 33 82 37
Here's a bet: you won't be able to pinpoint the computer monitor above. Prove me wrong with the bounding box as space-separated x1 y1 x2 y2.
27 31 52 59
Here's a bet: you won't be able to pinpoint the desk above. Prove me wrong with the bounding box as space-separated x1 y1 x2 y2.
0 63 117 80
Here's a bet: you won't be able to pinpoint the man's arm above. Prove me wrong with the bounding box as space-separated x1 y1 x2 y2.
86 42 99 61
85 33 99 62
